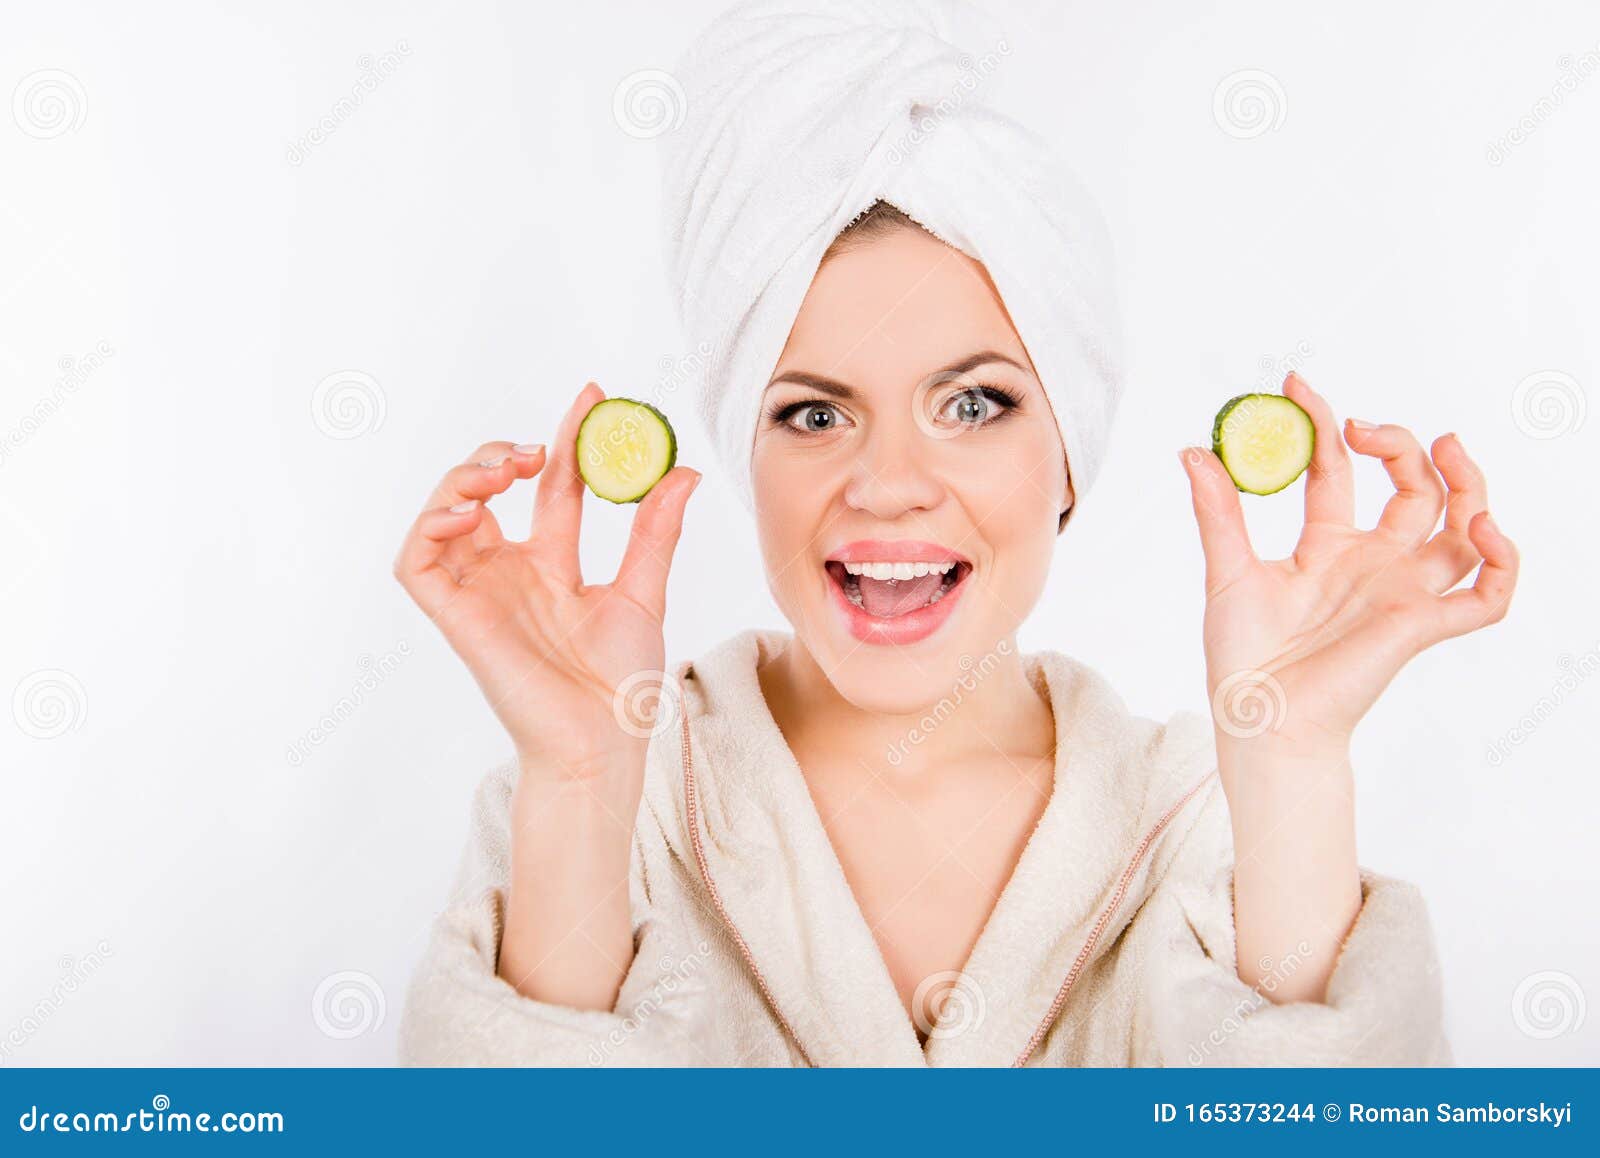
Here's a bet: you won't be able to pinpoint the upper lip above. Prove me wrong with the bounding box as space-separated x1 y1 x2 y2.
825 539 971 566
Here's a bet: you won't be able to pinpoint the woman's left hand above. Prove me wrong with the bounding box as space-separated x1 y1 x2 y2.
1177 369 1519 1002
1181 370 1519 755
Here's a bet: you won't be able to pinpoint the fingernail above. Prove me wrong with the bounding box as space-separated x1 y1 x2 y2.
687 470 703 492
1347 418 1376 431
477 456 508 468
513 443 545 456
450 500 479 514
1482 510 1498 534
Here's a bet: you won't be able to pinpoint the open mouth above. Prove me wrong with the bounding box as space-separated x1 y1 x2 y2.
824 557 973 619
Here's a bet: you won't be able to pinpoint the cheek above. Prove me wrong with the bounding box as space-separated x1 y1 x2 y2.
959 426 1064 528
751 441 820 599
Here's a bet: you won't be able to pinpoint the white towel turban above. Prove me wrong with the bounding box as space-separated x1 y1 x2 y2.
656 0 1124 521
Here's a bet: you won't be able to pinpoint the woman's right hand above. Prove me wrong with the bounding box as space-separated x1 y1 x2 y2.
393 381 701 793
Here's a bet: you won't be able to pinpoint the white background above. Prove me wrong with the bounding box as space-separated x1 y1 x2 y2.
3 0 1596 1065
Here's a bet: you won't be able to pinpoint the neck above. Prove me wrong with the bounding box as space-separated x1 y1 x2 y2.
758 634 1057 779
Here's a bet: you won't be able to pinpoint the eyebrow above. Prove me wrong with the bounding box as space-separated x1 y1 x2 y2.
763 350 1031 399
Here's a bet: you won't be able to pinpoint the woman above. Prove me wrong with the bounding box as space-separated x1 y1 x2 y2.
392 2 1517 1066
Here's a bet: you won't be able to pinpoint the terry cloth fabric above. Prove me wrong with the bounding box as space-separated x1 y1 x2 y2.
398 628 1451 1067
656 0 1126 519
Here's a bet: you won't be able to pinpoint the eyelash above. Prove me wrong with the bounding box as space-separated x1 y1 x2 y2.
764 384 1024 433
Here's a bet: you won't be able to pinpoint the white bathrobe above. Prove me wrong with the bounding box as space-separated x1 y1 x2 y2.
398 628 1450 1067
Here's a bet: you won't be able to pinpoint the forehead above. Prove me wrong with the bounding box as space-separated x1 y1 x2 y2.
774 227 1032 387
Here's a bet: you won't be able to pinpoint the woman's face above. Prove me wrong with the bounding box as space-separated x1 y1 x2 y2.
751 222 1071 713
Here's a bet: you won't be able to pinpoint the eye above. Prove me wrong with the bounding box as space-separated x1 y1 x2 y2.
932 384 1022 429
766 399 853 434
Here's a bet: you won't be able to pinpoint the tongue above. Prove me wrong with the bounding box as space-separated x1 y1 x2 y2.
858 572 945 617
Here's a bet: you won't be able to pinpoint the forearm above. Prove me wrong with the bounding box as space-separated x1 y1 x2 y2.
497 768 637 1011
1219 736 1362 1005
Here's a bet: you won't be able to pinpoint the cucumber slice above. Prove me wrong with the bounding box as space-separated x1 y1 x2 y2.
576 398 678 503
1210 393 1315 495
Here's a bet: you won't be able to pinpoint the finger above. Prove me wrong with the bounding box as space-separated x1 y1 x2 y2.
530 382 605 583
1283 372 1354 529
426 442 543 509
612 467 702 620
1180 446 1256 596
1344 419 1446 546
1416 433 1487 591
393 501 485 614
1427 510 1519 643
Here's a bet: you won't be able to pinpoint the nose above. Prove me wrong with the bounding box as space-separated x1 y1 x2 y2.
841 418 946 520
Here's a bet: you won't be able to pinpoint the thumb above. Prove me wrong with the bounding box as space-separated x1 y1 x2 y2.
613 466 701 619
1180 447 1255 594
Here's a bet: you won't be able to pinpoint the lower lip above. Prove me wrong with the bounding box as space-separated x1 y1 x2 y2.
825 566 969 646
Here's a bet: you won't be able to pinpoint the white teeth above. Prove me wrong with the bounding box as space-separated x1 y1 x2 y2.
841 560 956 580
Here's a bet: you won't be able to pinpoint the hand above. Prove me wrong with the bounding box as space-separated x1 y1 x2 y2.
1180 371 1519 759
393 381 701 787
1178 370 1520 1003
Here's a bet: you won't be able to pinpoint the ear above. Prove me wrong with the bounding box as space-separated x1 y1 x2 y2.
1056 461 1076 534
